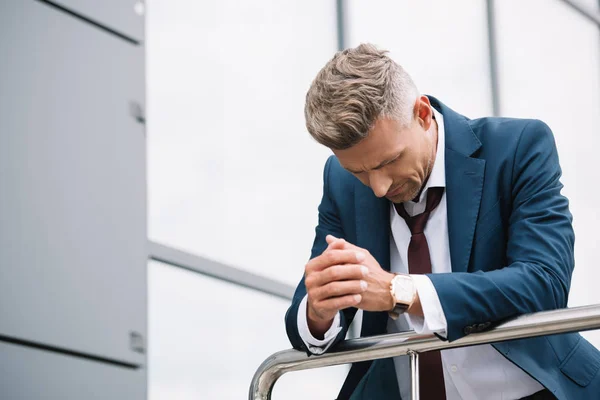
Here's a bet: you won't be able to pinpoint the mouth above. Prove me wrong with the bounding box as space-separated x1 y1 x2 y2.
386 183 405 198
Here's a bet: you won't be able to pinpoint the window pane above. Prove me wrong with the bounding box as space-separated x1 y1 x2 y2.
346 0 493 117
147 0 337 285
495 0 600 346
148 261 347 399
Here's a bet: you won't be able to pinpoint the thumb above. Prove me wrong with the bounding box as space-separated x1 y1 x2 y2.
327 235 357 250
325 234 346 250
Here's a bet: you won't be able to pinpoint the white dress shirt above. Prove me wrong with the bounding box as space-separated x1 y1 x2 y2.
297 109 545 399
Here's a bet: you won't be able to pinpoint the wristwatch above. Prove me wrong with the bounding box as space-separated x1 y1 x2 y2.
388 274 416 320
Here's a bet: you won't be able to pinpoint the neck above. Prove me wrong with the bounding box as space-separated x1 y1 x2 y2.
410 119 439 203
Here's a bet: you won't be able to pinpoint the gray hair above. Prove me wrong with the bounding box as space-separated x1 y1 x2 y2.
304 43 419 150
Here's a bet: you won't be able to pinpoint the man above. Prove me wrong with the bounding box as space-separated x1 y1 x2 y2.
284 44 600 400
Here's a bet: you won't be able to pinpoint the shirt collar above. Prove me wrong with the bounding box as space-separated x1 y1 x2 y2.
414 107 446 203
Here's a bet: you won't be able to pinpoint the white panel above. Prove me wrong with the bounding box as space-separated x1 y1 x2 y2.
50 0 144 41
147 0 337 285
577 0 600 10
346 0 493 117
148 261 347 400
0 0 146 365
495 0 600 346
0 341 145 400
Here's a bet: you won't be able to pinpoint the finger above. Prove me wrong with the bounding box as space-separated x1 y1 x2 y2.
307 249 366 273
326 237 346 251
315 294 362 313
338 242 370 266
327 238 366 257
312 279 368 301
310 263 369 287
338 240 359 251
306 264 367 290
325 234 338 245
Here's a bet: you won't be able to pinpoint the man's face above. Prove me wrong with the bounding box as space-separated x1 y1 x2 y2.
332 97 437 204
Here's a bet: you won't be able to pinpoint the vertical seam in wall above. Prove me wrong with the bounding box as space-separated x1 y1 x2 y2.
336 0 346 51
486 0 501 117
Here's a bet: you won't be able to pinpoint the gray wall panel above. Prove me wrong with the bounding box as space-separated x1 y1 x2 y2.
49 0 144 42
0 0 146 366
0 341 145 400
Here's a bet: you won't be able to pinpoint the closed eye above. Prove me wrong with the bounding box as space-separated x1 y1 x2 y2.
345 151 403 174
374 153 401 170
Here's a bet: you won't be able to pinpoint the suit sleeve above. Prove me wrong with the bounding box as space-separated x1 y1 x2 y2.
428 120 575 342
284 155 357 353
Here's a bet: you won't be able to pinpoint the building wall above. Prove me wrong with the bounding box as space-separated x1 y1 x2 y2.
0 1 147 398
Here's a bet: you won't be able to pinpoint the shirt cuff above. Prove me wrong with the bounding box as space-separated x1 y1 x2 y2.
297 294 342 355
406 275 448 337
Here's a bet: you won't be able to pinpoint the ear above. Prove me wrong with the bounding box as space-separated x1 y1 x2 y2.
415 95 434 131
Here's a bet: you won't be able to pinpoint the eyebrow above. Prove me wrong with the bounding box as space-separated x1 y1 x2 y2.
345 151 403 174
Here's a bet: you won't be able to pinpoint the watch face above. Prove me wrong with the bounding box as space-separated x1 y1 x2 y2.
393 276 415 304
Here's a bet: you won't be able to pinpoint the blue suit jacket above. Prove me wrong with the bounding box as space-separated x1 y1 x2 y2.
285 97 600 399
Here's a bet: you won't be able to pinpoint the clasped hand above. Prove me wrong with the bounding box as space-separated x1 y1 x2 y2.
304 235 395 337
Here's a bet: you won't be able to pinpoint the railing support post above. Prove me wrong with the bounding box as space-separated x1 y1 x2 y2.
408 350 420 400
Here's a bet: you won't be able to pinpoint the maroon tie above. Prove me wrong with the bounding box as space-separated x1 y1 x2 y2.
394 187 447 400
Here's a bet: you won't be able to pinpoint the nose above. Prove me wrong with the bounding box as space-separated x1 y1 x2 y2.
368 170 392 198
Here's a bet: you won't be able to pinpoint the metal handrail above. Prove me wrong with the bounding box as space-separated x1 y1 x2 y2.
249 304 600 400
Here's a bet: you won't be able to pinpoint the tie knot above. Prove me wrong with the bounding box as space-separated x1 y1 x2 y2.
394 187 444 234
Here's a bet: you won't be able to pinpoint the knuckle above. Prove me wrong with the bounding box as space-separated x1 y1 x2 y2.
327 296 339 307
308 286 320 299
333 298 346 310
304 274 315 288
346 265 360 280
328 266 341 281
329 283 341 296
304 261 314 274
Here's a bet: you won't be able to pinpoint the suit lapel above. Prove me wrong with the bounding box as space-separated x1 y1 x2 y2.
445 149 485 272
429 96 485 273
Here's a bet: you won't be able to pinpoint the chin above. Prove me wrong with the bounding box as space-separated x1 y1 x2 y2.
394 183 420 203
407 185 422 201
388 191 412 204
385 181 421 203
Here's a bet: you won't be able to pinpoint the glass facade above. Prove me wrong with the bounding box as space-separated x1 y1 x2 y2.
347 0 494 117
148 261 347 399
147 0 600 398
494 0 600 345
146 0 337 285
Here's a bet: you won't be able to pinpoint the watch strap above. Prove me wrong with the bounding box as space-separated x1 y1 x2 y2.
388 302 409 320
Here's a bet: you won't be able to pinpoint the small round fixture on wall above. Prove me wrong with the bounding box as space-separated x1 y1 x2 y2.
134 1 145 16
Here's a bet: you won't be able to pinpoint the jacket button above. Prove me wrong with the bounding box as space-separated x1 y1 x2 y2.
477 323 489 332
